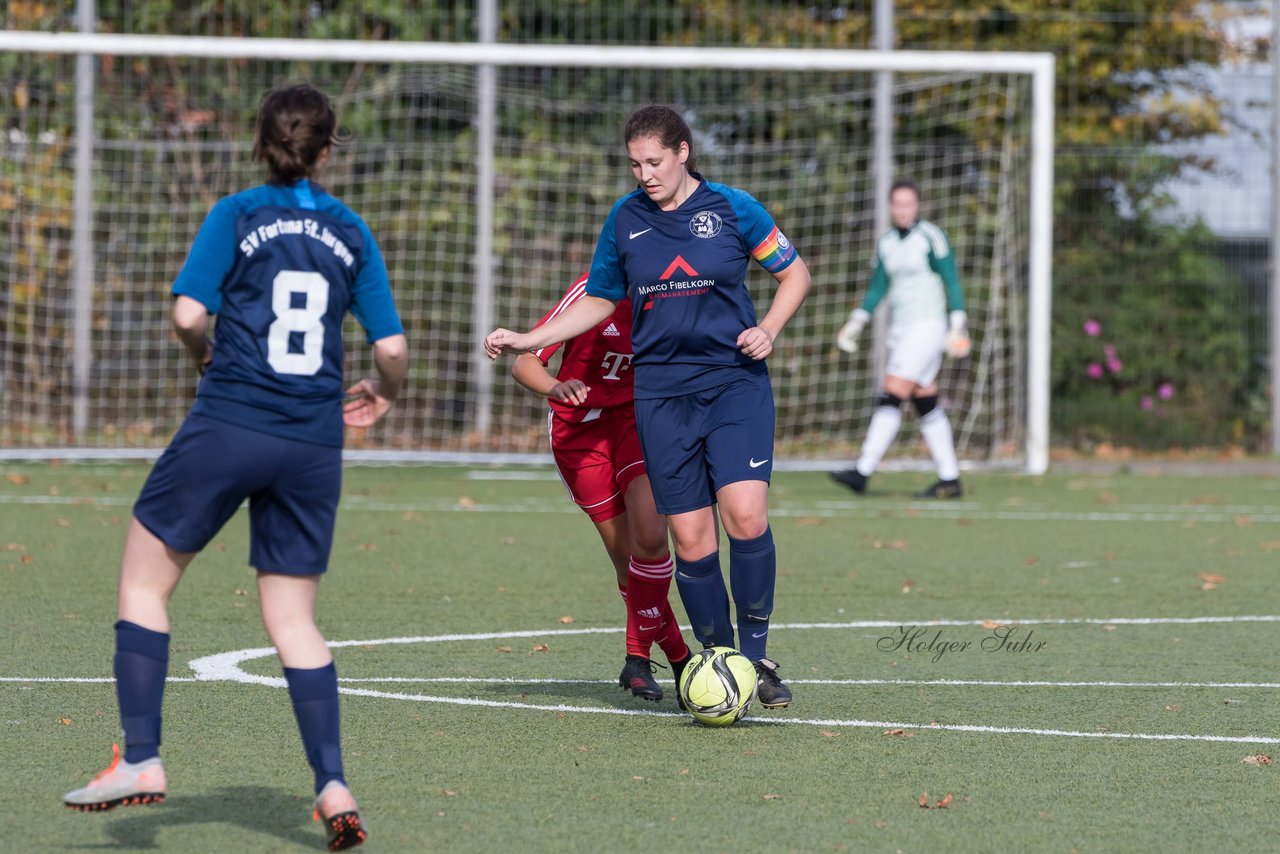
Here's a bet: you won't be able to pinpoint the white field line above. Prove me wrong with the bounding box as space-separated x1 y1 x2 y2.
166 621 1280 746
338 498 1280 524
1088 503 1280 515
4 491 1280 523
5 616 1278 680
0 494 135 506
336 676 1280 689
6 675 1279 690
465 470 561 481
7 613 1279 681
0 676 199 683
324 687 1280 745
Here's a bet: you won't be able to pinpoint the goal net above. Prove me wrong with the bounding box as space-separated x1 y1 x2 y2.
0 35 1052 471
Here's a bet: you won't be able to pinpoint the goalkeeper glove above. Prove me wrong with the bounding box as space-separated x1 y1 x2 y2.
836 308 871 354
945 310 971 359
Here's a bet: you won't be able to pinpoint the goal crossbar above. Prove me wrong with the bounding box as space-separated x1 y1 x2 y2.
0 31 1054 474
2 31 1054 75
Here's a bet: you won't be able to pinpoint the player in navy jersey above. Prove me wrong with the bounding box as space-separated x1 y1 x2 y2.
63 84 406 851
511 274 692 704
487 105 812 709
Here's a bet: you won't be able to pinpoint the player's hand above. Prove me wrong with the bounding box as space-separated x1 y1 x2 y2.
835 308 870 354
945 310 970 358
484 328 533 360
343 378 394 427
549 379 590 406
737 326 775 361
835 323 860 354
945 330 971 359
196 342 213 376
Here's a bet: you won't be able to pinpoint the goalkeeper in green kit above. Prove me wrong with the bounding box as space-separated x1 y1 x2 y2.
831 179 969 498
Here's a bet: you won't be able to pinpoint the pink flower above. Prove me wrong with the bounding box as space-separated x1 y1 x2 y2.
1157 382 1173 400
1140 396 1153 411
1103 344 1117 358
1083 319 1101 337
1106 357 1122 374
1086 363 1104 379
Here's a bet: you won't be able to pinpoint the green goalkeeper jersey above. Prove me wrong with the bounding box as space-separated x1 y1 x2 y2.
861 219 964 326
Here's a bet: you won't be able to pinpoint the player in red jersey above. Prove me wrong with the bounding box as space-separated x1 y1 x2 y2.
512 273 692 704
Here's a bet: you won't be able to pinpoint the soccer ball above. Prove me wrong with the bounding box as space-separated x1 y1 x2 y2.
677 646 758 727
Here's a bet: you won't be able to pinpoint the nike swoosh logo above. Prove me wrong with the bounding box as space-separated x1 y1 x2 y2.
639 625 659 631
752 631 769 638
749 458 770 468
628 228 653 240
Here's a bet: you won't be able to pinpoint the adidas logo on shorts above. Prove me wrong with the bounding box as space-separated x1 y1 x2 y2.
602 322 621 337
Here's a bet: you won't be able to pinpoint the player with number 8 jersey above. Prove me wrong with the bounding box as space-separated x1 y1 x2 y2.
179 149 401 446
63 84 406 852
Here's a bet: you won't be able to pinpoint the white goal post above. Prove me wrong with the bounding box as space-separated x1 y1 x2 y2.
0 32 1054 474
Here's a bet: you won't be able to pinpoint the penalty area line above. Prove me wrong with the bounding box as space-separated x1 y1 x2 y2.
332 676 1280 690
0 676 199 683
8 491 1280 524
328 683 1280 746
179 627 1280 747
8 675 1280 691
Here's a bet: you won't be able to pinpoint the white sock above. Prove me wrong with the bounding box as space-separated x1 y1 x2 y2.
919 408 960 481
856 405 902 476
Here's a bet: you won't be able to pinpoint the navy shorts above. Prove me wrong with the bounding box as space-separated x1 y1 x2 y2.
633 372 775 516
134 413 341 575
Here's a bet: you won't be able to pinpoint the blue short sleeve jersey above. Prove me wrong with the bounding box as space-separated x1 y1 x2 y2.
172 180 403 447
585 176 798 399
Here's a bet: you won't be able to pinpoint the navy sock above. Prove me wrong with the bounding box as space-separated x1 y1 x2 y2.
284 662 346 795
674 551 733 648
729 528 776 661
113 620 170 764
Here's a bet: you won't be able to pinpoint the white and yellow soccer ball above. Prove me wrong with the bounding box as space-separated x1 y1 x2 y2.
677 646 759 727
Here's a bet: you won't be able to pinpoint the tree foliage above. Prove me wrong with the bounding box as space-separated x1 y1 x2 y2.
0 0 1261 449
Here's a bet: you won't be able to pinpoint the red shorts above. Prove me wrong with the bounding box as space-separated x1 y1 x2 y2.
549 405 646 523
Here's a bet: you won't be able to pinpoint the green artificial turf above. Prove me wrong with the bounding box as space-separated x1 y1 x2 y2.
3 463 1278 851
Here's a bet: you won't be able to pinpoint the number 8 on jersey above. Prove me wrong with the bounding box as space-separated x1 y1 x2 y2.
269 270 330 376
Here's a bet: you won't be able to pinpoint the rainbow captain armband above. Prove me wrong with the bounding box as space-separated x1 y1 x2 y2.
750 225 797 273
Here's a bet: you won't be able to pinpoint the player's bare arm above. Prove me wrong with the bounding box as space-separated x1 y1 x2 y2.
344 333 408 427
738 256 812 361
512 353 590 406
171 295 213 374
485 296 616 359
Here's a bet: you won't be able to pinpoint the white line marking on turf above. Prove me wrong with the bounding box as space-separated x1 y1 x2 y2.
0 494 134 506
10 614 1279 684
9 674 1280 691
0 676 200 683
779 615 1280 627
7 491 1280 523
336 497 1280 523
177 621 1280 746
331 677 1280 689
465 470 560 481
301 687 1280 745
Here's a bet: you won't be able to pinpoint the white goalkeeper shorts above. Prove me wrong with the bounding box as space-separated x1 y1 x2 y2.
885 318 946 387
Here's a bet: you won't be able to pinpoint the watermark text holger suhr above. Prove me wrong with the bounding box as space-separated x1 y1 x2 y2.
877 625 1048 663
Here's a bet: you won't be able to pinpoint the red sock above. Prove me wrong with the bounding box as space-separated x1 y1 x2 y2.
625 554 674 658
655 596 691 664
